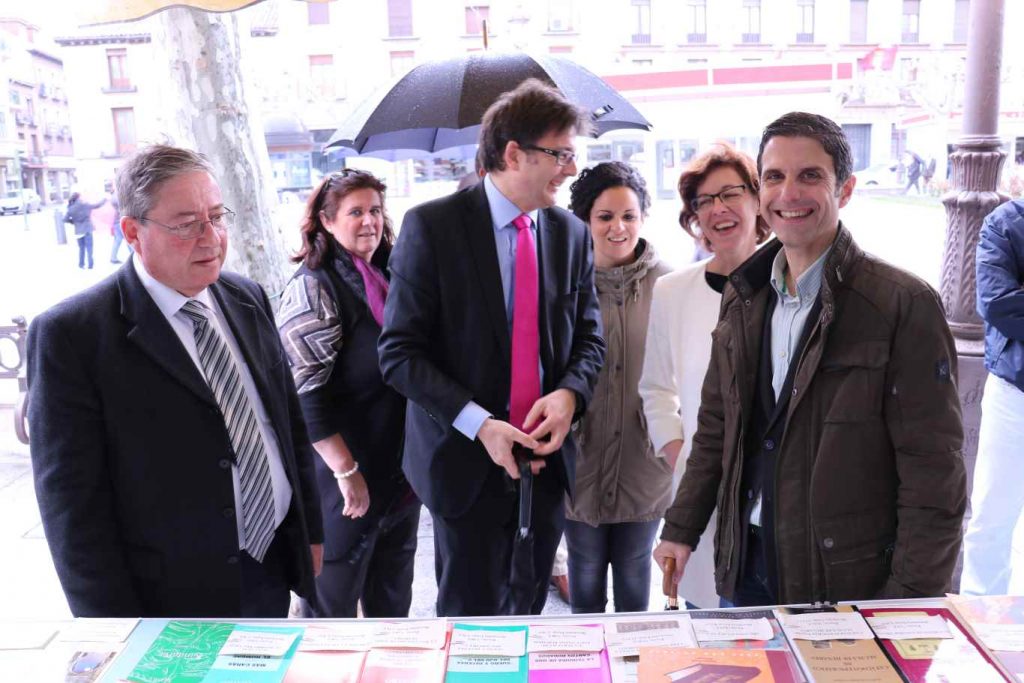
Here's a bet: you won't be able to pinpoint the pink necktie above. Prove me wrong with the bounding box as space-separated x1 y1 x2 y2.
510 213 541 432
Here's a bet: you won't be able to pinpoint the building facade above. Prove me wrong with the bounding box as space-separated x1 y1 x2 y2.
0 17 75 204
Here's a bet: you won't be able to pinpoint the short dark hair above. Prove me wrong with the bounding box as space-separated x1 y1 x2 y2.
478 78 592 173
569 161 650 223
757 112 853 189
293 169 395 271
677 143 770 250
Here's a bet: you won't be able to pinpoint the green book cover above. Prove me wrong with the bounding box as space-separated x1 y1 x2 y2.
126 621 235 683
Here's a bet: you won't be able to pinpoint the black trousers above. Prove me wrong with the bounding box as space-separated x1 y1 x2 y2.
432 467 565 617
302 500 420 618
239 532 292 618
730 525 778 608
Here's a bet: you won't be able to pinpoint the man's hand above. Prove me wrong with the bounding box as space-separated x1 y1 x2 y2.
310 543 324 577
653 540 693 585
338 471 370 519
525 389 577 456
478 418 540 479
662 439 684 471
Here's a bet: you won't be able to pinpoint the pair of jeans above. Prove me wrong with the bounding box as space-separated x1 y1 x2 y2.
564 518 659 614
962 373 1024 595
111 223 126 262
77 232 94 268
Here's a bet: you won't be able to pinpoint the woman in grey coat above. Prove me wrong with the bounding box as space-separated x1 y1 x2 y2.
564 161 672 613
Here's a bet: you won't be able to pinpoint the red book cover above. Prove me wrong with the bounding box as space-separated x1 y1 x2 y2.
858 606 1010 683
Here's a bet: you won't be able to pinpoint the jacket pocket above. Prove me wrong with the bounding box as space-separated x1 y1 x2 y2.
819 340 889 423
814 515 893 602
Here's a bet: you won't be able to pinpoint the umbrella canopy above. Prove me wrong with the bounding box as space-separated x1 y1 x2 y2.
326 51 651 154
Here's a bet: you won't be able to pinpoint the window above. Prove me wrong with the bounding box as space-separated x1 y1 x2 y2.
9 90 20 106
107 48 130 90
307 2 329 25
952 0 969 43
309 54 335 99
548 0 572 31
632 0 651 44
465 5 489 35
902 0 920 43
742 0 761 43
849 0 868 43
796 0 815 43
390 50 415 77
112 107 136 156
388 0 413 37
0 112 6 139
685 0 706 43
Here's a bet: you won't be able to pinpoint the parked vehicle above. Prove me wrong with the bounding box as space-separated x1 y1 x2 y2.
0 189 42 215
855 162 902 190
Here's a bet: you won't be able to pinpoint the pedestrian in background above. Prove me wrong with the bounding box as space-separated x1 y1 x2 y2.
563 161 671 614
639 143 768 608
64 192 106 269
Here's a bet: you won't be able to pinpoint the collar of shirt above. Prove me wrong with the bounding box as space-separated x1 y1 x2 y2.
769 243 832 305
131 252 215 319
483 174 538 232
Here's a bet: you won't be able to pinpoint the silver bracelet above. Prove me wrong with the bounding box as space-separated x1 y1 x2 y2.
332 462 359 479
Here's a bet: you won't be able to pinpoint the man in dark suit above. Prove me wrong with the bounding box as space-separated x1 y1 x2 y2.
379 79 605 616
28 145 324 618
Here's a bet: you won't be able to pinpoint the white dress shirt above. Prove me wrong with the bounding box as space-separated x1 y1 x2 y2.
132 255 292 551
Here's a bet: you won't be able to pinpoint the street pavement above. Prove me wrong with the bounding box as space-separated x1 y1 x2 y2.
0 192 1000 622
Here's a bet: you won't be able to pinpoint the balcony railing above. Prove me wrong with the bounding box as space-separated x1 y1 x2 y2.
631 32 651 45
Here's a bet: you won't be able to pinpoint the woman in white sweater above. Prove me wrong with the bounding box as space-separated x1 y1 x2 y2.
639 143 769 608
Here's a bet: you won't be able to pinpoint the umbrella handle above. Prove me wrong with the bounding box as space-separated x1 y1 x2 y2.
662 556 679 610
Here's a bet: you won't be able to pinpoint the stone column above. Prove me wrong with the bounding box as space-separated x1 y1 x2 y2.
940 0 1008 590
941 0 1007 348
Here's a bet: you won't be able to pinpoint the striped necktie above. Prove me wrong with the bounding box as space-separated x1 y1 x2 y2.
181 299 275 562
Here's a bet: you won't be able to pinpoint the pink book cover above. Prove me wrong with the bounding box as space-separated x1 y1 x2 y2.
282 650 366 683
527 649 611 683
361 629 451 683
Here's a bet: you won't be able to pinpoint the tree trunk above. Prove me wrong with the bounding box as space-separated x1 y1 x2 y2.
151 7 289 301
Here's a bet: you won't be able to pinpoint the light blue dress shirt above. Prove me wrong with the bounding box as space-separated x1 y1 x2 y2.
452 175 539 440
750 244 831 526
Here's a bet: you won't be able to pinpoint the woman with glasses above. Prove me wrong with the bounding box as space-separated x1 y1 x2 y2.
277 169 419 618
639 143 769 608
563 161 672 614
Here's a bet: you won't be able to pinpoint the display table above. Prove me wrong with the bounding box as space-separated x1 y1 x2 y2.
1 596 1021 682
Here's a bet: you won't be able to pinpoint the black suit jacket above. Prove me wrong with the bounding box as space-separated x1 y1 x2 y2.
378 182 605 518
27 263 324 617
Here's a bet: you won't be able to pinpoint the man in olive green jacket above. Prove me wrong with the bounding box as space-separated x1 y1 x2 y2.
654 112 965 606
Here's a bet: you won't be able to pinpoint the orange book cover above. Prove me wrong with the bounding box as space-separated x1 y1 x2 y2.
637 646 797 682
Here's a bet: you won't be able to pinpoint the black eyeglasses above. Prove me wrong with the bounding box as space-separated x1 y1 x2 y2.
692 184 749 213
518 143 577 167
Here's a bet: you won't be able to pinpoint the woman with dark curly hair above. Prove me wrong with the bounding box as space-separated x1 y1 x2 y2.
277 169 419 618
639 143 768 608
563 160 672 613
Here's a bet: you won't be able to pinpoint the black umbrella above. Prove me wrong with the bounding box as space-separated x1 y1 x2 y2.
325 51 651 154
508 450 536 615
